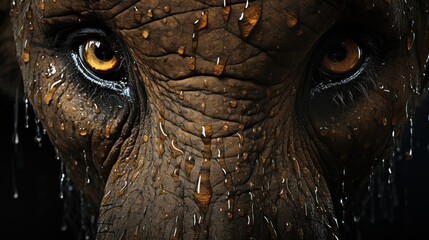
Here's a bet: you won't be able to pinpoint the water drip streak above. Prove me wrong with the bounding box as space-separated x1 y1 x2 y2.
407 117 414 160
191 125 214 239
215 139 235 220
193 125 213 213
34 118 43 147
24 97 29 128
238 1 262 39
189 11 208 71
222 0 231 23
11 86 21 199
59 161 65 199
83 150 90 184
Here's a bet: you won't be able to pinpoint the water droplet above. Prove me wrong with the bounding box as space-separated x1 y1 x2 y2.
178 91 184 100
34 118 43 147
93 103 101 114
177 45 185 55
105 120 113 139
158 142 165 156
285 12 298 29
117 180 128 197
192 33 198 50
285 222 292 232
407 30 415 51
242 152 248 161
159 121 168 137
142 29 150 39
194 11 208 32
133 6 142 23
382 117 388 126
163 6 170 13
83 150 91 184
229 100 237 108
193 160 212 213
147 9 154 18
407 21 415 51
46 62 57 78
39 0 45 10
44 72 64 105
170 139 184 157
292 156 301 178
213 57 225 76
188 57 196 71
201 103 206 114
238 3 262 39
28 21 34 31
22 40 30 63
222 1 231 23
79 127 89 136
319 126 329 136
279 189 287 200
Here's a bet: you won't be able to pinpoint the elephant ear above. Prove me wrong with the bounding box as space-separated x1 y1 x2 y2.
0 0 22 100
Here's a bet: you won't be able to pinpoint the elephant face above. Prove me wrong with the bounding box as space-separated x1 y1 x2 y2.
10 0 429 239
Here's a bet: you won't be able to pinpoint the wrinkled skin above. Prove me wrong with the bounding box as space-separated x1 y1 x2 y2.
6 0 429 239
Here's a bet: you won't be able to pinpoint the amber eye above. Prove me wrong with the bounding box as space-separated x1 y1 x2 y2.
320 38 362 77
80 40 119 74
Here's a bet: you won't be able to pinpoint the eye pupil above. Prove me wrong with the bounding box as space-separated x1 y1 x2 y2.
327 43 347 63
80 39 120 74
94 42 114 62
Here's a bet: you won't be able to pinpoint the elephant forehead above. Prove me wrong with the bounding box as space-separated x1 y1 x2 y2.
37 0 345 83
114 0 343 82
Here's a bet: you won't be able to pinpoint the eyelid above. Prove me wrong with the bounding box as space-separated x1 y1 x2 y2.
53 27 108 49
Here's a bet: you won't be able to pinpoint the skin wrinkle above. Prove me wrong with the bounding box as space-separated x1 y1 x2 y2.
155 84 270 124
113 3 255 30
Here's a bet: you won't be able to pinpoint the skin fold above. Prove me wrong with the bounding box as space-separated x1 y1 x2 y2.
5 0 429 239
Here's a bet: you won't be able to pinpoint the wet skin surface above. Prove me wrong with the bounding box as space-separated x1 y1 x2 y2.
8 0 429 239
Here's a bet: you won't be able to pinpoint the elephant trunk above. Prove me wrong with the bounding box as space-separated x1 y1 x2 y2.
97 75 338 239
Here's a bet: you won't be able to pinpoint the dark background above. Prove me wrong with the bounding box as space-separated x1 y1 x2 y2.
1 88 428 240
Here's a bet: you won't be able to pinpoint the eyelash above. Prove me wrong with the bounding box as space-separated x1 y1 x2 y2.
322 57 379 105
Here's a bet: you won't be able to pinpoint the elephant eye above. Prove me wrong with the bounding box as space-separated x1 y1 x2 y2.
74 38 124 82
310 30 379 98
80 40 120 74
62 28 129 93
320 38 362 77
